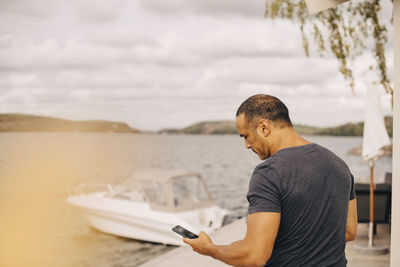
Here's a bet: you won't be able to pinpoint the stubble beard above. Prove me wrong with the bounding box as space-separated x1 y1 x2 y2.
258 148 271 160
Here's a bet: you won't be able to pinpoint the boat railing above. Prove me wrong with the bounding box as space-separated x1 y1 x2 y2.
70 183 114 195
69 183 145 202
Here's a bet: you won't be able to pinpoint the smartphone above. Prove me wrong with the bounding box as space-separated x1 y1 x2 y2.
171 225 199 239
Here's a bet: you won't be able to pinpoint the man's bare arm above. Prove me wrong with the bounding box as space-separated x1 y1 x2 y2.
346 199 358 241
184 212 280 267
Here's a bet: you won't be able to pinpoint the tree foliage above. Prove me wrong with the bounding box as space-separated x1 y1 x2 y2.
265 0 393 99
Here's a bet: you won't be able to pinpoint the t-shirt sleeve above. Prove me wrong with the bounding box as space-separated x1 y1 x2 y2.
349 173 355 200
247 164 281 214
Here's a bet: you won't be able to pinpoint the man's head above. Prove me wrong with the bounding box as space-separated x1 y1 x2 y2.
235 94 293 160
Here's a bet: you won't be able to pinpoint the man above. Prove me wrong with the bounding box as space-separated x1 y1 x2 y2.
184 94 357 267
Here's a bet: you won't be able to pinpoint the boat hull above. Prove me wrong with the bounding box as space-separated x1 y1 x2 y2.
67 194 227 246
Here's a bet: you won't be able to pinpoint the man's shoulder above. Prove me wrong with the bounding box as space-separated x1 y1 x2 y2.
254 157 277 172
248 160 282 207
251 159 281 183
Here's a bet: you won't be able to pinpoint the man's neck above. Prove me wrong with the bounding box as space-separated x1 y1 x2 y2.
270 127 310 155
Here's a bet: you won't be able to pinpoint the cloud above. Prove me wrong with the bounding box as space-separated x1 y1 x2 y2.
0 0 393 130
74 0 126 23
138 0 265 18
0 0 52 18
208 56 339 86
0 38 120 72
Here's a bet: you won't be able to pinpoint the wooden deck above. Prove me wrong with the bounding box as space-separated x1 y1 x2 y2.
139 218 391 267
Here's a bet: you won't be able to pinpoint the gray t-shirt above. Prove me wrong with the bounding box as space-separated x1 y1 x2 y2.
247 143 355 267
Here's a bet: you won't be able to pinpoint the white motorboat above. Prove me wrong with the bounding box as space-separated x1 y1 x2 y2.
67 170 229 246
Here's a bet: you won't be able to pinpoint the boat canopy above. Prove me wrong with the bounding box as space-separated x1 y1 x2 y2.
114 170 215 212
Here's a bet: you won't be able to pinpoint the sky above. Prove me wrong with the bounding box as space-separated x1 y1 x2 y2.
0 0 394 131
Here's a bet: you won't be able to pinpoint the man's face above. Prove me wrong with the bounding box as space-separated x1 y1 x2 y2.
236 114 269 160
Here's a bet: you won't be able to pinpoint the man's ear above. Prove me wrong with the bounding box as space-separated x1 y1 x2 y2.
257 120 271 137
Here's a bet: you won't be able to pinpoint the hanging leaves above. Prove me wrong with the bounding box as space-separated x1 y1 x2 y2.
265 0 393 99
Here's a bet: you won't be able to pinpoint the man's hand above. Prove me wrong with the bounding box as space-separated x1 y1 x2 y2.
183 213 279 267
183 231 215 256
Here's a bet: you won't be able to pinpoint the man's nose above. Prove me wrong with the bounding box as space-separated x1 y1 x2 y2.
245 140 251 149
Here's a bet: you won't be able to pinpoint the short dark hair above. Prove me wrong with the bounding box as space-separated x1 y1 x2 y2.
236 94 292 127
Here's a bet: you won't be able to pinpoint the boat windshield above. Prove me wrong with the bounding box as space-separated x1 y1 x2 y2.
139 180 167 206
172 175 211 207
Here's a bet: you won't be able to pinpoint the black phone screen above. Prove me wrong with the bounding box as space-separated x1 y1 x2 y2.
171 225 199 239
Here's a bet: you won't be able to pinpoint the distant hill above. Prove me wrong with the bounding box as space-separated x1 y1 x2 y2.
159 117 393 137
160 121 237 135
316 116 392 137
293 125 322 135
0 114 140 133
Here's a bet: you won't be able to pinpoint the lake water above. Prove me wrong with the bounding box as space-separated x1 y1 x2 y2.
0 133 392 267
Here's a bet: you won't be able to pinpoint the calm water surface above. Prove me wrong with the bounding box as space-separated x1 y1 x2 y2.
0 133 392 266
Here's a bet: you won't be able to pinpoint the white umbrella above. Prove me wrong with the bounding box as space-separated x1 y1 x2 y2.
362 83 391 249
362 85 391 161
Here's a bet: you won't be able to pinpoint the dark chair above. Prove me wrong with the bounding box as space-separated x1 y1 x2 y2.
355 182 392 234
385 172 392 184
